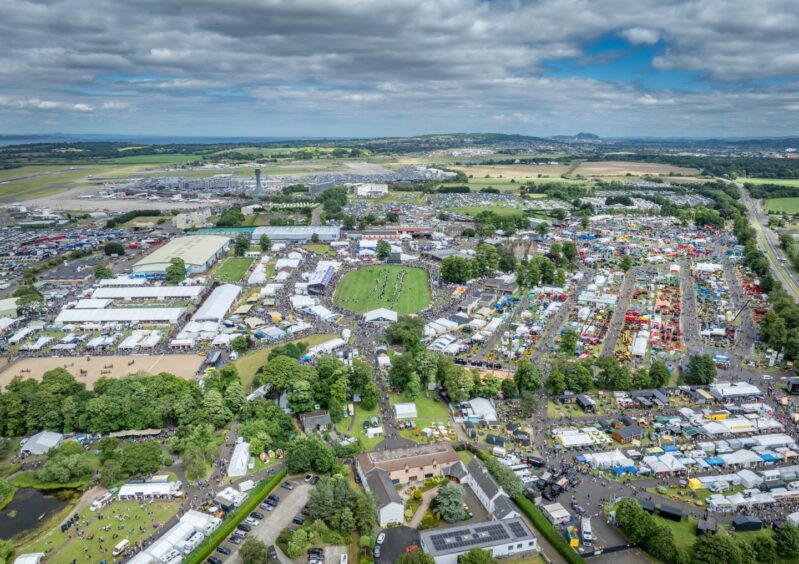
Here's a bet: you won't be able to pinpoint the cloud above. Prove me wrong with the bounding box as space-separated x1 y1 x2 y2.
0 0 797 136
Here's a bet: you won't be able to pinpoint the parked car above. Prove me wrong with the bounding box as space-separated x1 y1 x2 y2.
261 503 274 512
268 546 278 560
237 523 252 532
216 545 232 555
251 511 264 520
293 515 306 526
305 474 314 482
310 475 320 485
376 533 386 545
229 536 242 545
245 517 260 527
281 481 295 491
208 557 222 564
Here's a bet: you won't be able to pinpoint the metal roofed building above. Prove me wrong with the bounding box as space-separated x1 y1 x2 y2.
420 518 537 564
132 235 230 278
92 286 204 300
251 226 340 243
55 307 184 324
20 431 63 455
192 284 241 322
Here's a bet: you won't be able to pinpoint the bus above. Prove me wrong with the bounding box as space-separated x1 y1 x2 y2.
113 539 130 557
581 517 594 545
90 492 113 512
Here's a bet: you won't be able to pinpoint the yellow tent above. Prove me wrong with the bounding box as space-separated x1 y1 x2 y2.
688 478 702 490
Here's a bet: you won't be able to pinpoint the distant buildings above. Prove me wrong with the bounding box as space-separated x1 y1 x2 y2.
251 226 341 243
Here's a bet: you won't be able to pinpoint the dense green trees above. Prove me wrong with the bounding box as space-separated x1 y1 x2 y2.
240 538 270 564
165 257 186 284
440 256 473 284
775 522 799 557
286 436 337 474
93 265 113 279
259 234 271 252
396 549 435 564
459 549 497 564
216 207 245 227
103 242 125 256
376 240 391 260
235 233 250 256
513 361 541 394
433 482 466 522
36 442 92 484
307 475 376 536
385 315 425 349
685 354 717 385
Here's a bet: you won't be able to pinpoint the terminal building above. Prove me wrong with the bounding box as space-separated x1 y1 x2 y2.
132 235 230 279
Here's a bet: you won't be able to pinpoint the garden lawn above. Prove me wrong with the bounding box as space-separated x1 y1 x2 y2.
234 333 338 390
766 197 799 214
333 265 430 314
651 514 697 552
335 404 382 451
389 393 451 435
24 501 179 561
212 257 253 283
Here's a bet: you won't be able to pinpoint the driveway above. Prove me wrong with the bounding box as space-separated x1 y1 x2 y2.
379 526 421 564
226 481 311 563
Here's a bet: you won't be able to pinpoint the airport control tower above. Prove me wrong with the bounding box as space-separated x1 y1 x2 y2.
254 168 263 196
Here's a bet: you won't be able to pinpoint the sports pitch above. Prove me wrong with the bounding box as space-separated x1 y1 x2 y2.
333 265 430 314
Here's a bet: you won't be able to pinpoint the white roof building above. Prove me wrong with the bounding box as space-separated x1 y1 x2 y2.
193 284 240 322
92 286 204 300
228 441 251 477
13 554 45 564
21 431 63 455
363 308 398 323
55 307 184 324
394 402 418 420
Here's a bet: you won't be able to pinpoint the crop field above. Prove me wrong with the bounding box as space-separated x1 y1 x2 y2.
0 354 204 389
571 161 698 177
24 501 180 562
746 178 799 187
766 197 799 213
333 265 430 314
211 257 254 283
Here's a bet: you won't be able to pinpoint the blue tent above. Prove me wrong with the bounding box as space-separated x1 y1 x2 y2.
663 445 679 452
705 457 725 466
759 453 780 462
575 455 587 463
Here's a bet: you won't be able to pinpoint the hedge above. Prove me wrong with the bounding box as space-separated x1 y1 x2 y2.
184 469 287 564
513 495 585 564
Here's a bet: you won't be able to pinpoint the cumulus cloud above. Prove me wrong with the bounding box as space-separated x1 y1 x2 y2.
0 0 797 135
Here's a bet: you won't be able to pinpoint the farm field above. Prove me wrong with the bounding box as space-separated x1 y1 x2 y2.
765 197 799 213
333 265 430 314
24 501 180 562
746 178 799 187
571 161 699 177
455 164 570 179
233 333 338 390
0 354 204 389
211 257 254 283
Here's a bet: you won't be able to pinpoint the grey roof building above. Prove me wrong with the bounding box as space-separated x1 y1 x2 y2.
364 469 404 526
300 410 331 434
420 518 537 564
251 226 340 243
21 431 63 455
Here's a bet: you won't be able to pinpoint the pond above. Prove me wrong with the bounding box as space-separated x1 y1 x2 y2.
0 487 73 539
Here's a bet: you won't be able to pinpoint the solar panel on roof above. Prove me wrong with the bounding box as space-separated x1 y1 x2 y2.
428 523 510 552
508 521 527 538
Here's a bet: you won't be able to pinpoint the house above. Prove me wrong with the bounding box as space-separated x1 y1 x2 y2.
419 518 537 564
612 425 644 444
576 395 596 413
363 469 404 526
355 442 460 485
300 410 331 434
463 458 520 521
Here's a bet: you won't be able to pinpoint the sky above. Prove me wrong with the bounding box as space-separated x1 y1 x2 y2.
1 0 798 139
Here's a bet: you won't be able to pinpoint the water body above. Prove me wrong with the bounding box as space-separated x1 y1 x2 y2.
0 488 70 539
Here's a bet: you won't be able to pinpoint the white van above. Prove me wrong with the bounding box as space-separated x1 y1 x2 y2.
90 492 113 512
581 517 594 545
113 539 130 556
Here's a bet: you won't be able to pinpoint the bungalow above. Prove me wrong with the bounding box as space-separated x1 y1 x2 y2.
300 410 331 434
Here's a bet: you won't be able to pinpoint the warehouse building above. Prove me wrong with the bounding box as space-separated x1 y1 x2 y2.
132 235 230 278
55 307 185 324
419 518 537 564
251 226 340 243
92 286 204 300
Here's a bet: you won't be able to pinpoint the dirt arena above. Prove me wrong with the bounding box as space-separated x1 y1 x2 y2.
572 161 698 177
0 354 204 389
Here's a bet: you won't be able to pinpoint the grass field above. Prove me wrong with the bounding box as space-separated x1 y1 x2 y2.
333 265 430 314
447 204 525 217
745 178 799 187
0 164 154 201
334 404 382 450
102 153 200 164
389 393 451 424
766 197 799 213
211 257 254 283
24 501 180 561
302 244 337 256
234 333 338 390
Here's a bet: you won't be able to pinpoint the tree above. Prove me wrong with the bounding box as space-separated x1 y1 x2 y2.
405 373 421 400
514 361 541 394
644 524 678 563
104 242 125 256
751 535 777 563
165 257 186 284
232 335 249 354
459 548 498 564
620 254 633 272
94 265 113 279
16 293 44 317
0 539 14 564
386 211 399 223
559 330 578 356
685 354 717 385
440 256 473 284
224 382 246 414
361 381 380 410
119 441 165 476
615 498 656 545
376 240 391 260
240 538 270 564
692 530 742 564
235 233 250 256
259 235 272 253
775 522 799 558
474 243 499 276
288 379 315 413
561 240 578 264
286 529 309 559
443 365 473 402
385 316 425 349
649 359 670 388
311 233 320 243
99 459 123 487
433 482 466 522
500 378 518 399
761 310 788 349
286 436 336 474
200 389 233 428
396 549 435 564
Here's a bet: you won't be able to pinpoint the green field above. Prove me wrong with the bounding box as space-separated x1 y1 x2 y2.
234 333 338 390
333 265 430 314
766 197 799 213
447 204 525 217
302 244 336 256
0 164 154 201
211 257 254 283
335 404 383 450
745 178 799 187
103 153 199 164
24 501 179 561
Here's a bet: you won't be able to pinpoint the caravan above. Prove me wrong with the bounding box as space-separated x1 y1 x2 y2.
581 517 594 545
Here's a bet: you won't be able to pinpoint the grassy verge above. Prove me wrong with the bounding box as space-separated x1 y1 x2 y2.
513 496 585 564
184 470 287 564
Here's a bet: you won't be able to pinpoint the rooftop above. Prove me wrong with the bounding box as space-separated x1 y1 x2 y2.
420 518 535 556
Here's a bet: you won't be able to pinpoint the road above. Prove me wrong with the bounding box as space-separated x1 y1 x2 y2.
737 183 799 300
